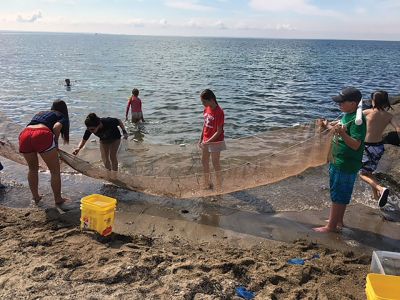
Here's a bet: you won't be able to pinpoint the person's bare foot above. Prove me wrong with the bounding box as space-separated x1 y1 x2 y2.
33 195 43 204
55 197 68 206
313 225 337 233
325 219 344 229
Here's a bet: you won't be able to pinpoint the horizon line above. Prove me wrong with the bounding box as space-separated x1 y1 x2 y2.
1 29 399 43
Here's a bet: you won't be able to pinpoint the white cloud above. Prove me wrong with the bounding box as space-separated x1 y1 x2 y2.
165 0 215 12
126 18 171 28
214 20 226 29
17 11 43 23
128 18 145 27
249 0 340 17
276 23 295 31
177 18 296 33
183 18 227 29
229 20 296 32
186 19 203 28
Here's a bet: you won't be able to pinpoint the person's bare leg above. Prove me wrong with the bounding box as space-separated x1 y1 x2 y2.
314 203 345 232
326 218 344 229
201 147 211 189
211 151 222 190
40 149 65 205
334 204 347 230
109 139 121 171
359 172 382 198
22 152 42 203
326 205 346 228
100 142 111 170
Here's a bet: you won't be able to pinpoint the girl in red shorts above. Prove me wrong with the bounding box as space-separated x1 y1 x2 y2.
19 100 70 205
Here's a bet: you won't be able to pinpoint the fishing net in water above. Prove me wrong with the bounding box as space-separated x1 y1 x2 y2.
0 115 333 198
59 122 333 198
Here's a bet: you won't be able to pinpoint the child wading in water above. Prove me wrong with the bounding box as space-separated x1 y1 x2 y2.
125 88 145 125
199 89 226 190
73 113 128 180
314 87 366 233
359 91 400 207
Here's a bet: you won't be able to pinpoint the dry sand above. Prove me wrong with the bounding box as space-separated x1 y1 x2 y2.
0 205 371 300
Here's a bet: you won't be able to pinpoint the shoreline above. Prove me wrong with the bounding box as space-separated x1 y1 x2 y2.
1 156 399 252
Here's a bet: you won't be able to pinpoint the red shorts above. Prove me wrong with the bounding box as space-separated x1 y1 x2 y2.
19 127 56 153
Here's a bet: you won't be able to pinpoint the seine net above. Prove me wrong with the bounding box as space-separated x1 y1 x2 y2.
0 114 333 198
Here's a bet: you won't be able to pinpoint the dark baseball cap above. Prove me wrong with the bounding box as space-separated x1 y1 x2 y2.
332 87 362 103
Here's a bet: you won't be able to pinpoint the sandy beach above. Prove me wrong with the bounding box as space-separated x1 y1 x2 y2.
1 205 373 299
0 102 399 299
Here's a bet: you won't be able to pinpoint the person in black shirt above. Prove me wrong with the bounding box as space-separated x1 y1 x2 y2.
73 113 128 178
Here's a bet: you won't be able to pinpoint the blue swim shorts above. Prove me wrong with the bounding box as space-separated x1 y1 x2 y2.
329 164 357 205
361 142 385 173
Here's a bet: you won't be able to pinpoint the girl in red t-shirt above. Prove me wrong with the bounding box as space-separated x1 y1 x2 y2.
125 88 145 124
199 89 226 190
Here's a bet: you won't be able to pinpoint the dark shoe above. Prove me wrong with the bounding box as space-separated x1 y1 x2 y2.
378 188 389 207
0 183 6 189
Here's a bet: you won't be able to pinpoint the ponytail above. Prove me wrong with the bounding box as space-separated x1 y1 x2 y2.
51 99 69 143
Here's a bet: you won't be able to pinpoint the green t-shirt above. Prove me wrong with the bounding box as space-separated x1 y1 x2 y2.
331 112 366 173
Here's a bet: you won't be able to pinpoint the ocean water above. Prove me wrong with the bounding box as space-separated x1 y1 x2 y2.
1 32 400 144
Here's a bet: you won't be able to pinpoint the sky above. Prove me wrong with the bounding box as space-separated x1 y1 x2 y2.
0 0 399 40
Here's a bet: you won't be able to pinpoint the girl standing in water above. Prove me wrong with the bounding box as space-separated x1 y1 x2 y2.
73 113 128 179
199 89 226 190
18 100 70 205
125 88 145 125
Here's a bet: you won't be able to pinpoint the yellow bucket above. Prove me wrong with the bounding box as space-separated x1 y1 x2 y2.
80 194 117 236
366 273 400 300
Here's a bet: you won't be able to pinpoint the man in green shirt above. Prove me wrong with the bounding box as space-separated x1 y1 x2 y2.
314 87 366 233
